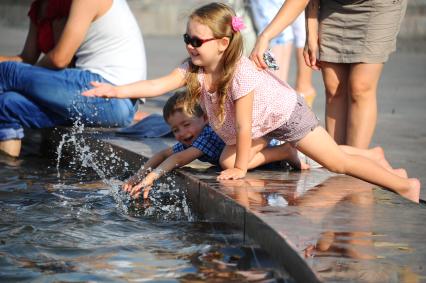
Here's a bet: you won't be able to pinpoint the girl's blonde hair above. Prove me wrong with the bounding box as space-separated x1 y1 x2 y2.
184 2 244 124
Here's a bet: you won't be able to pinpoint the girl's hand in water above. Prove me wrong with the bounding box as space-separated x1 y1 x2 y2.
249 34 269 69
82 81 118 98
217 168 247 180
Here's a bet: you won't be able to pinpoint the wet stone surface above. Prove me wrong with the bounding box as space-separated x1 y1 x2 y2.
106 136 426 282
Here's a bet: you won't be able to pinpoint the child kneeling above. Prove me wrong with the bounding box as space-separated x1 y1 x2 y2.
123 91 307 199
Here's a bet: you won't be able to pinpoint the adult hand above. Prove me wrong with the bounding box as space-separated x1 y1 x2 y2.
303 37 321 71
217 168 247 180
249 34 269 69
82 81 118 98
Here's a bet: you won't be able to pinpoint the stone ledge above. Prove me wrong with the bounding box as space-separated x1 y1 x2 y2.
22 129 426 282
102 136 426 282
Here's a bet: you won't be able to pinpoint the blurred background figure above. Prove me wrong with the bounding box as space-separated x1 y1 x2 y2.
0 0 147 157
250 0 316 107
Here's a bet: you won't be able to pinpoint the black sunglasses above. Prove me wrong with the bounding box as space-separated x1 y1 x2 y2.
183 33 217 48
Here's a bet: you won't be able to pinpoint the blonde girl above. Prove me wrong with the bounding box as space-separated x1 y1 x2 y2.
83 2 420 203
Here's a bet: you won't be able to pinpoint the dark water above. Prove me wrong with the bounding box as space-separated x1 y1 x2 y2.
0 155 291 282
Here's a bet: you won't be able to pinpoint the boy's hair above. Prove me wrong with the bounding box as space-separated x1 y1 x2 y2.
163 90 204 121
183 2 244 124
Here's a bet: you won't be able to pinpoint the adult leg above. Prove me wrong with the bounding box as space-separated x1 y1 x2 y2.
297 127 420 202
346 63 384 148
295 47 316 107
0 91 59 157
291 10 316 107
321 62 351 144
0 62 134 128
271 43 293 82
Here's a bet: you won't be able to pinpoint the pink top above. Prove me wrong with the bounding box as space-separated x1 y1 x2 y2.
179 56 298 145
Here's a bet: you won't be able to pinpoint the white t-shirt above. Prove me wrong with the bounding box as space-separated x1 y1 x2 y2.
75 0 146 85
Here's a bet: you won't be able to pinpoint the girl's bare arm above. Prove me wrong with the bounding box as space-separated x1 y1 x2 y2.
82 68 186 99
218 91 253 180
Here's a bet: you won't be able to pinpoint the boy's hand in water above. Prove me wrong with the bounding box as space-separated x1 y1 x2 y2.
217 168 246 180
129 173 157 199
82 81 118 98
122 174 143 193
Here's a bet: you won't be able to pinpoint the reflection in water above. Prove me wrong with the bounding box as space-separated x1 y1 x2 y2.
0 155 291 282
218 171 423 282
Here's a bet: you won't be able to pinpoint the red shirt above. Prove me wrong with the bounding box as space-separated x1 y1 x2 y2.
28 0 72 53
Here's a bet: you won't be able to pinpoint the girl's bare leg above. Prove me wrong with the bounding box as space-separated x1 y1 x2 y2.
347 63 384 148
321 62 350 145
339 145 407 177
297 127 420 203
246 142 309 170
220 139 308 170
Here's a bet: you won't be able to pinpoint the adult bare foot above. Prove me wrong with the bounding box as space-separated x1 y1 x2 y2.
0 139 21 158
132 111 150 123
297 87 317 108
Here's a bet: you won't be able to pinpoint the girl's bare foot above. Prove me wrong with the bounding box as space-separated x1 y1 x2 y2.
401 179 421 203
393 168 408 179
370 146 393 171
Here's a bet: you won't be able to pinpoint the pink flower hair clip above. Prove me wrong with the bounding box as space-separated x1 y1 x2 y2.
231 16 246 32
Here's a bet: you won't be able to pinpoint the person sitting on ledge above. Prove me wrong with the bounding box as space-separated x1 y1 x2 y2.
0 0 147 157
123 90 308 199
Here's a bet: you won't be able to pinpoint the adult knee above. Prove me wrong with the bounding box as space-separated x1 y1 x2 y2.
0 92 25 112
324 77 346 103
350 80 375 102
0 61 22 92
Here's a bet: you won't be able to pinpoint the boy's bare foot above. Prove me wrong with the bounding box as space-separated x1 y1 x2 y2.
401 179 421 203
285 145 309 170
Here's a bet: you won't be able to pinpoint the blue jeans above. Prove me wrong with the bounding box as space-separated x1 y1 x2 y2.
0 62 135 141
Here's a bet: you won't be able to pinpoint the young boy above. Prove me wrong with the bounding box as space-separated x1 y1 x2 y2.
123 91 307 199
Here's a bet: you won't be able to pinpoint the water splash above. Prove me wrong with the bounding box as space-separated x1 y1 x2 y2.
55 102 192 220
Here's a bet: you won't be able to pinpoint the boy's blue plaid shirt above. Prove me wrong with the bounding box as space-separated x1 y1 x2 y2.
172 125 225 165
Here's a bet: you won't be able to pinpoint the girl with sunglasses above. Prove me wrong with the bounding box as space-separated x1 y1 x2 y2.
83 2 420 203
